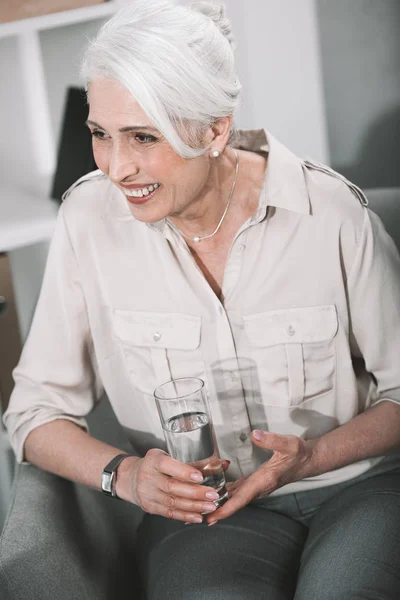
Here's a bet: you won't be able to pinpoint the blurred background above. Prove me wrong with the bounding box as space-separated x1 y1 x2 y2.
0 0 399 529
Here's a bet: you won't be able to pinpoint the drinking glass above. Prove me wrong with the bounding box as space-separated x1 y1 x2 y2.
154 377 228 507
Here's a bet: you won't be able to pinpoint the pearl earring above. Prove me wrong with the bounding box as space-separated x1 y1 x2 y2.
212 150 220 158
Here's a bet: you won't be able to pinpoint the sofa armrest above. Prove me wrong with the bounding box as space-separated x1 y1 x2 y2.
0 464 143 600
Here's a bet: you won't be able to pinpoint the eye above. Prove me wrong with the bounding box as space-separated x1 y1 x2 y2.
90 129 109 140
135 133 158 144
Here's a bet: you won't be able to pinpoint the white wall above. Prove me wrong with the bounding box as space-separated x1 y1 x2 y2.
230 0 329 161
181 0 330 162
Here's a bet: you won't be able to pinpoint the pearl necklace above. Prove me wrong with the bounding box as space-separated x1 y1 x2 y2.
169 149 239 244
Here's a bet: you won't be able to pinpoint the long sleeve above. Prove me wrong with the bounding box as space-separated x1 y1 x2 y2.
3 204 104 462
347 207 400 407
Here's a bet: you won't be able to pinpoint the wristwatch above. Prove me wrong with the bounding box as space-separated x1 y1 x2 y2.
101 453 133 498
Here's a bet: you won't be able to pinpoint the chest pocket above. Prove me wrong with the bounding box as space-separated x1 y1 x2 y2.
112 310 204 396
243 305 338 407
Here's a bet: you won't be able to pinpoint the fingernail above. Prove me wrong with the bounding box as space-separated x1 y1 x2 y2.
190 473 204 482
191 516 203 524
203 503 217 513
253 430 263 441
208 520 218 527
205 491 220 501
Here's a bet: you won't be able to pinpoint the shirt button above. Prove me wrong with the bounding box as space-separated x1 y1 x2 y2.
287 325 296 337
239 433 247 443
238 244 245 253
153 331 162 342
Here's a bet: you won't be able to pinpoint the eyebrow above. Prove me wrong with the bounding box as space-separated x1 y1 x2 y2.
85 120 159 134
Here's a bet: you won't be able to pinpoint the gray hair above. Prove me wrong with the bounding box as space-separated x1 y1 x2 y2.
80 0 242 158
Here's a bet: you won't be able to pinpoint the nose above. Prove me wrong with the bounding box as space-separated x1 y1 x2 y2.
108 138 139 183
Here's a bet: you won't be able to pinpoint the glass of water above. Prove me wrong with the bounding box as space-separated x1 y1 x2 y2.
154 377 228 508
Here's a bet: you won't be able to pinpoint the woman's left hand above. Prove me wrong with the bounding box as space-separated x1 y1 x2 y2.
207 430 315 525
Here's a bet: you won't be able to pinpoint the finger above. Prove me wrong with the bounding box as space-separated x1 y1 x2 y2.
252 430 296 454
137 482 209 523
226 476 247 492
149 501 205 524
153 489 218 516
149 450 204 483
163 476 221 503
207 476 262 524
225 484 240 497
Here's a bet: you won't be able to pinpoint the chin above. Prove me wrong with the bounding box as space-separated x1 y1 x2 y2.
127 204 168 224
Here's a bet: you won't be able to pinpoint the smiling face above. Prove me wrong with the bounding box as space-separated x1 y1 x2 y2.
87 77 230 225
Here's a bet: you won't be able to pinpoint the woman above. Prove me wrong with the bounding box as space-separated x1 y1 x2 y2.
4 1 400 598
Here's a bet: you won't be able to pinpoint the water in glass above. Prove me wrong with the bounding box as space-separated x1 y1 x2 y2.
164 410 227 502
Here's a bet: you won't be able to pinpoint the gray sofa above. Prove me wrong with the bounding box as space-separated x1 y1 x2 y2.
0 399 144 600
1 187 399 600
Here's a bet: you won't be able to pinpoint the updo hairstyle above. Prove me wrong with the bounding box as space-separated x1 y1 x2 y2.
81 0 242 158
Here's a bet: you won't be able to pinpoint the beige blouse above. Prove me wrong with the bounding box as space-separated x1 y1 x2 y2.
4 130 400 495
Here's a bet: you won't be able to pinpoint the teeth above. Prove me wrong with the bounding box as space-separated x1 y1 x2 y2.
125 184 160 198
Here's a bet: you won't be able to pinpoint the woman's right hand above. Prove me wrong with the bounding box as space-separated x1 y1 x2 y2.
116 449 226 523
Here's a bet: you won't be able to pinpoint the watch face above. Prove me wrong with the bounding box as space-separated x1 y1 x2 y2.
101 471 113 495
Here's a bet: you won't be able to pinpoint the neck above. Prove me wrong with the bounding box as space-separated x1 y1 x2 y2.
168 148 238 241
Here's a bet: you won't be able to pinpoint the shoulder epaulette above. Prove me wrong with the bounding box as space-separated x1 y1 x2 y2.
61 170 106 202
303 158 368 207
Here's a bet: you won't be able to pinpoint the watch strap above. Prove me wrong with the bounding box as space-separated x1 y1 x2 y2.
101 453 133 498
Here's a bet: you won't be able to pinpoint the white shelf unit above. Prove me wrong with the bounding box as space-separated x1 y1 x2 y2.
0 2 118 39
0 0 128 197
0 186 59 253
0 0 129 321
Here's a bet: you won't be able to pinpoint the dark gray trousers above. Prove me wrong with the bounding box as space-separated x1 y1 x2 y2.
137 455 400 599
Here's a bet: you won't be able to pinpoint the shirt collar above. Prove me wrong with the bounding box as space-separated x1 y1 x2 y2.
105 128 311 225
233 129 311 220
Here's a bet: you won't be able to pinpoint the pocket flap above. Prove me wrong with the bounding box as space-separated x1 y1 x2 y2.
113 310 201 350
244 305 338 347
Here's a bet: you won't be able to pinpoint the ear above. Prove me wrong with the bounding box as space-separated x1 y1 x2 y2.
204 115 233 149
